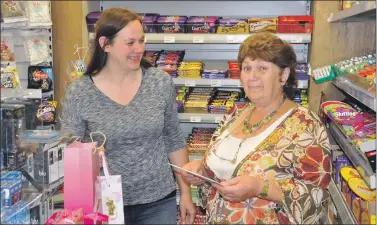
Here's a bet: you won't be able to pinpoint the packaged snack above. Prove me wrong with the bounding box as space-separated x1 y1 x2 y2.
1 33 16 62
37 101 56 123
217 18 249 34
321 101 363 125
25 1 52 26
140 13 159 33
186 16 218 33
23 32 51 65
0 1 28 23
277 16 314 33
1 65 20 89
28 66 53 93
156 16 187 33
248 18 277 33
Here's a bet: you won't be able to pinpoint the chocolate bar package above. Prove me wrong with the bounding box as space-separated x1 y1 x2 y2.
157 16 187 33
248 18 277 33
140 13 159 33
217 18 249 34
85 11 101 33
186 16 218 33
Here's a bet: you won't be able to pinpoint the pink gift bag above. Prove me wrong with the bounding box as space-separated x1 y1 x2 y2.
64 141 100 215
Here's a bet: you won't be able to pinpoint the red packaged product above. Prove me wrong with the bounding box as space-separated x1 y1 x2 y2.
277 16 314 33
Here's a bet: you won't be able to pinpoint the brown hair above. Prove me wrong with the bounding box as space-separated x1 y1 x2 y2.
238 32 297 98
86 8 151 76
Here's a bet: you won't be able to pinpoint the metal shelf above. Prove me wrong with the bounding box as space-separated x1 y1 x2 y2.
2 192 43 222
328 1 376 22
332 76 376 111
178 113 224 124
328 179 358 224
173 78 241 88
145 33 311 44
329 121 376 189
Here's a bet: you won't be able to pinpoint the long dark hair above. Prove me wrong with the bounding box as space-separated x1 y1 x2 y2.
85 8 152 76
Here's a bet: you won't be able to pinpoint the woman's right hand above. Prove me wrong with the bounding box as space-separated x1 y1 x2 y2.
181 160 206 186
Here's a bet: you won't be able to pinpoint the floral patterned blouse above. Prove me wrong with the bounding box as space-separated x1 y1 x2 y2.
198 104 332 224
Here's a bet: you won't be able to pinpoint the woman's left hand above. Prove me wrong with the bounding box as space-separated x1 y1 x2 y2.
179 194 196 224
212 176 262 202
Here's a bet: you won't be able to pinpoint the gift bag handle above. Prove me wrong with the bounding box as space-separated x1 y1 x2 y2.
89 131 111 184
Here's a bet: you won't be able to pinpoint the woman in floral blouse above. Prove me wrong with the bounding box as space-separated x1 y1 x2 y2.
181 33 331 224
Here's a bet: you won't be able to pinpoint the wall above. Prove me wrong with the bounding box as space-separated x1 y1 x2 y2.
309 1 376 113
51 1 89 125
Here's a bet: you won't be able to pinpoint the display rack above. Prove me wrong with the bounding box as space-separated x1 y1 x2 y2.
328 121 376 189
332 75 376 111
328 1 376 22
144 33 311 44
178 113 224 124
328 179 358 224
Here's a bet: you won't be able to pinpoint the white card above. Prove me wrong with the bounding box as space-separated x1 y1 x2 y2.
168 163 222 185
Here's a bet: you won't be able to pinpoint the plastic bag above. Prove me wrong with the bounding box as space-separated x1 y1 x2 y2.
1 33 16 62
1 1 28 23
1 63 21 88
25 1 52 27
27 65 53 93
23 32 50 65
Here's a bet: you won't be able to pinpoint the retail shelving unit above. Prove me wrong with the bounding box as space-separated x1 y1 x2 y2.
329 121 376 189
91 0 312 136
328 180 358 224
327 1 376 22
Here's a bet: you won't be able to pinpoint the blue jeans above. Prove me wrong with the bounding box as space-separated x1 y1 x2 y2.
124 191 177 224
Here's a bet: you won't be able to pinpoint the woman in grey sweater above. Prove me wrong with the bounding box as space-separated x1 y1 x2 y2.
60 8 195 224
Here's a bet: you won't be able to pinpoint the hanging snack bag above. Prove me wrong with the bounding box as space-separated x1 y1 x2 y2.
23 32 50 65
0 1 28 23
27 66 53 93
37 101 56 123
25 1 52 27
1 33 16 62
1 65 20 88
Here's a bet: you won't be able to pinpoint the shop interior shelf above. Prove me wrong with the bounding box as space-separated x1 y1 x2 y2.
178 113 224 124
144 33 312 44
2 192 43 223
328 179 358 224
332 75 376 111
329 121 376 189
328 1 376 22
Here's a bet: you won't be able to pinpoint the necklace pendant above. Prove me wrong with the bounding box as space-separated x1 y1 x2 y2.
231 158 237 164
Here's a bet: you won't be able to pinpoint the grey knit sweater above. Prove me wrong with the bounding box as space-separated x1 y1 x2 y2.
60 67 186 205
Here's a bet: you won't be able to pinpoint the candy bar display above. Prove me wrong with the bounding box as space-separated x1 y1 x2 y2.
178 62 203 79
176 87 189 113
187 127 216 155
184 88 214 114
208 90 240 114
216 18 249 34
156 16 187 33
292 89 309 108
186 16 219 33
156 51 184 77
140 13 159 33
228 61 240 79
277 16 314 33
321 100 376 155
248 18 277 33
201 69 228 79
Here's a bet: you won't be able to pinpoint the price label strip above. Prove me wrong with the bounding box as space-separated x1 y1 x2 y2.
168 163 222 185
193 36 204 43
210 80 222 87
185 80 196 87
190 116 201 123
164 36 175 43
215 116 223 123
226 35 237 43
290 35 303 43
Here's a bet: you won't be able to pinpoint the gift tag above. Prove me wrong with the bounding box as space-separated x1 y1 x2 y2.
210 80 222 87
190 116 201 123
185 80 196 87
164 36 175 43
193 36 204 43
